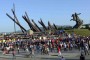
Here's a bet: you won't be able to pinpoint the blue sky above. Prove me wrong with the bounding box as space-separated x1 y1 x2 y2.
0 0 90 32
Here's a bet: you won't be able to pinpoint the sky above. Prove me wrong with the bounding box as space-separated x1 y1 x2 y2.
0 0 90 32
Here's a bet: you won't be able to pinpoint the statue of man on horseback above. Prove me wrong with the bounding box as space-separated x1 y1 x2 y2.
70 12 83 29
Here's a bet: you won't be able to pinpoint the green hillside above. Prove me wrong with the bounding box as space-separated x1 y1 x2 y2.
65 29 90 36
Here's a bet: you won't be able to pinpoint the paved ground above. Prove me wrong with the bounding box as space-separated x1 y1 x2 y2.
0 50 90 60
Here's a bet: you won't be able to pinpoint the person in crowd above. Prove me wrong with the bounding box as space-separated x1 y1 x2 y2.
17 47 20 54
84 42 89 55
58 45 61 56
80 53 85 60
60 56 66 60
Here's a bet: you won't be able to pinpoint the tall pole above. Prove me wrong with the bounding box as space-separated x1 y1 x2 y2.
13 3 16 33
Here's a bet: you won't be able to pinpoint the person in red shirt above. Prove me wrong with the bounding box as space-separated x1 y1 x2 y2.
58 45 61 56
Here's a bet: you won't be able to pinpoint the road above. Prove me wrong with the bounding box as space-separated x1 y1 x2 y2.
0 49 90 60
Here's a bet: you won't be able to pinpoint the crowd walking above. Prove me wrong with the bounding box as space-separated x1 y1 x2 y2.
0 31 90 58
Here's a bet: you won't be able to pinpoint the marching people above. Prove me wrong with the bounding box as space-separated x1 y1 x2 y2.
12 48 16 58
64 43 67 51
17 47 20 54
84 42 89 55
46 45 49 55
58 45 61 56
0 31 90 60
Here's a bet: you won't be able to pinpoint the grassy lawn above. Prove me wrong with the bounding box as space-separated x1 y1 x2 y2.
65 29 90 36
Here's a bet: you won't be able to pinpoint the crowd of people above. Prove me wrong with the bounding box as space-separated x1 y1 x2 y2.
0 31 90 58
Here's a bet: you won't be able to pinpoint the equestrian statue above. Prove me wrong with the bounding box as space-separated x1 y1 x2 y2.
70 12 83 29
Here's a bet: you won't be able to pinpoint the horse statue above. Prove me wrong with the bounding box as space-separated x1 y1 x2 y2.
70 12 83 29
